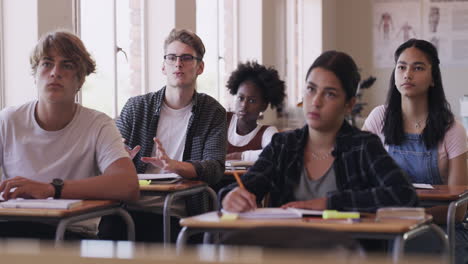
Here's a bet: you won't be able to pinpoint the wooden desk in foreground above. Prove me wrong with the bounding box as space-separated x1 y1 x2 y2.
177 212 448 263
0 239 444 264
0 200 135 242
139 180 218 244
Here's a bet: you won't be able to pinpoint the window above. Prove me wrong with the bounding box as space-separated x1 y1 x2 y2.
1 0 37 108
0 0 4 109
196 0 220 103
76 0 318 121
78 0 146 118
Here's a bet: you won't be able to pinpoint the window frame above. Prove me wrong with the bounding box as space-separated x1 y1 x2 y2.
0 0 5 109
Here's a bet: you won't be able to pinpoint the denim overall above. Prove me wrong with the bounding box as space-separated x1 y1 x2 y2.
389 134 468 263
388 133 443 184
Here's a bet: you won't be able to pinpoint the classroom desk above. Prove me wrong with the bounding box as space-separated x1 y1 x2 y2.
416 185 468 264
0 239 444 264
417 185 468 203
176 211 448 263
0 200 135 243
139 180 218 244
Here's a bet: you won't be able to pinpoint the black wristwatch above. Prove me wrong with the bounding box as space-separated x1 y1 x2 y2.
50 178 64 199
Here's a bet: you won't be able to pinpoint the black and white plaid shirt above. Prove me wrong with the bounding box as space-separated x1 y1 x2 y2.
221 121 418 212
117 87 226 185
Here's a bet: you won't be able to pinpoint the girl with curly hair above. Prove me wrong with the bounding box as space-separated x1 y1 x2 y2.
226 61 286 161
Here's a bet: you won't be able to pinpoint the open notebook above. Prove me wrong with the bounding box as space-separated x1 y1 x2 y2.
223 208 323 219
138 173 182 184
412 183 434 189
0 198 83 209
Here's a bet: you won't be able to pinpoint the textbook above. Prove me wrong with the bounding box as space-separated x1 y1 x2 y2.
223 207 323 219
137 173 182 184
0 198 83 210
376 207 426 220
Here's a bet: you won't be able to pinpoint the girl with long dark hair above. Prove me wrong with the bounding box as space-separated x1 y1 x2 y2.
363 39 467 263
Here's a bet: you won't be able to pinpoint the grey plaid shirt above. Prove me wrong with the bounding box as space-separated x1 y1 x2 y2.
117 87 226 185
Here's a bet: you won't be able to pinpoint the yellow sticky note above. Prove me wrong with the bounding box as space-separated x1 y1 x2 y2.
220 213 239 221
139 180 151 186
322 210 360 219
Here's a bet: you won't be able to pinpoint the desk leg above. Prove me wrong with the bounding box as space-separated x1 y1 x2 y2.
203 232 221 244
392 224 449 264
55 221 67 242
163 193 175 245
447 193 468 264
176 226 190 249
115 208 136 241
54 207 136 244
430 223 449 263
392 224 429 263
203 186 219 211
163 186 218 245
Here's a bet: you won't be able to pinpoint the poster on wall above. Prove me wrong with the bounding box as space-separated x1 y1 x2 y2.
422 0 468 65
373 0 422 68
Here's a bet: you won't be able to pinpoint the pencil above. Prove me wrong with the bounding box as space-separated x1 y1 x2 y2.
232 171 246 189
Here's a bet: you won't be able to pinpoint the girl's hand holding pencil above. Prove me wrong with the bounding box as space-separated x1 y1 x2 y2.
222 173 257 212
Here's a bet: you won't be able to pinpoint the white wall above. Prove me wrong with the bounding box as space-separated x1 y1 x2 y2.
175 0 196 32
37 0 74 36
334 0 468 121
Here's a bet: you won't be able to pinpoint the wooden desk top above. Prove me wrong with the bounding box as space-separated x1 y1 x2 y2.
180 212 431 234
0 200 117 218
416 185 468 201
139 179 206 192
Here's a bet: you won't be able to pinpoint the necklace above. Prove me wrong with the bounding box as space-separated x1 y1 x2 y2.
310 148 334 160
414 120 424 129
412 117 427 129
404 116 427 129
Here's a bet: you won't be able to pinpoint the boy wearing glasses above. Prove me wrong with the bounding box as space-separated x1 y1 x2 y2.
99 28 226 242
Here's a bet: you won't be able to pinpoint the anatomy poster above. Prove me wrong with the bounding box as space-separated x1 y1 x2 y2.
422 0 468 65
373 0 422 68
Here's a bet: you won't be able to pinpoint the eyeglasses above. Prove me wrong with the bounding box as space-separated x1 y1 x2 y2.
163 54 202 65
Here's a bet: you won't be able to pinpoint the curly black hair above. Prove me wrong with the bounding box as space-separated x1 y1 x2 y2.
226 61 286 109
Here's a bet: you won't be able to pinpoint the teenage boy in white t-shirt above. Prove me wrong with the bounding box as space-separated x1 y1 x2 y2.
0 30 139 239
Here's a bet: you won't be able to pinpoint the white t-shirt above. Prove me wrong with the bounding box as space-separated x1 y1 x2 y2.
363 105 468 183
228 113 278 161
0 101 129 234
0 101 128 181
145 101 192 173
137 101 192 217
